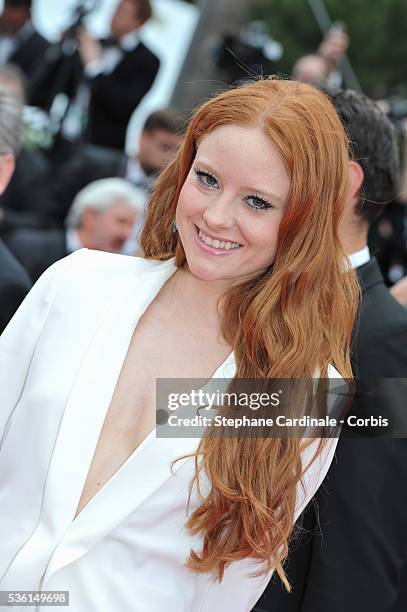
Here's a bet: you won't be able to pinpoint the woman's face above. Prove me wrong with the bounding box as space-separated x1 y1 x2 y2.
176 124 291 285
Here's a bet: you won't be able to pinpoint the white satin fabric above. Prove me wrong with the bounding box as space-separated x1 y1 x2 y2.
0 249 339 611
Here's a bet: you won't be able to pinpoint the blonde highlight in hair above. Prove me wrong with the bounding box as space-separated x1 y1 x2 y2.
141 78 359 585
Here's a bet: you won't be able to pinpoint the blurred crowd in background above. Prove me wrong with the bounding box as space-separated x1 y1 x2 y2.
0 0 406 332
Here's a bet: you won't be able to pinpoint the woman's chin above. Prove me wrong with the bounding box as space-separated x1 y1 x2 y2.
185 259 231 284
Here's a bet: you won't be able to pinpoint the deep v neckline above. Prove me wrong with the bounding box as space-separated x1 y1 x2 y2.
71 261 236 521
73 341 236 521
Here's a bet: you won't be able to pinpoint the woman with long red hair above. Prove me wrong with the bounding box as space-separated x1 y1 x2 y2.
0 78 358 611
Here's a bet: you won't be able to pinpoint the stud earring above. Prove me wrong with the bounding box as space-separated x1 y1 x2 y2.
172 220 178 234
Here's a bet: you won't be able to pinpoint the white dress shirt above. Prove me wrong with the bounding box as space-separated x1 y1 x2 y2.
84 30 140 78
347 245 370 269
0 250 339 611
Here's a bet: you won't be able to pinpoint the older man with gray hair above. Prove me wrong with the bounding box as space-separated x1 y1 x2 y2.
5 177 145 282
0 85 32 333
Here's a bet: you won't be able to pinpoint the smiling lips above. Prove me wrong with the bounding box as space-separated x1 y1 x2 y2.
198 228 241 250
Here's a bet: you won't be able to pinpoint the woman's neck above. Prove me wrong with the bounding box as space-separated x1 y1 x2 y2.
161 266 228 328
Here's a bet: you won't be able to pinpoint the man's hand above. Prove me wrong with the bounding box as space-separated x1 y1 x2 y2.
77 27 102 67
390 276 407 306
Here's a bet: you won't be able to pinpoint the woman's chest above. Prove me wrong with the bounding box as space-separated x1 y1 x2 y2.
107 310 231 440
74 311 231 517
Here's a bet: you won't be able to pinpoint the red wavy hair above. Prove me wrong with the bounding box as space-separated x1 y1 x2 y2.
141 78 359 587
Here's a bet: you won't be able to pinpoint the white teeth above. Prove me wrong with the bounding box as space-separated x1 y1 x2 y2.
197 228 241 250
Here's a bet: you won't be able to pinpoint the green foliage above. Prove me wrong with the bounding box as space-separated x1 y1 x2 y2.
251 0 407 98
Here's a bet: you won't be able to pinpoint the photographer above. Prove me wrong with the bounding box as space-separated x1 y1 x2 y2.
36 0 160 152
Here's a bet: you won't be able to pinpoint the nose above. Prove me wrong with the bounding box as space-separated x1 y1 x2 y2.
202 192 236 230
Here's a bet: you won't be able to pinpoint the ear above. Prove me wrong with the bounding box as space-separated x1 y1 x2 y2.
81 207 97 228
348 160 364 206
0 153 15 196
138 130 150 148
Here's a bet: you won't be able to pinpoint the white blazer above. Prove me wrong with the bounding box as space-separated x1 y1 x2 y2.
0 249 340 612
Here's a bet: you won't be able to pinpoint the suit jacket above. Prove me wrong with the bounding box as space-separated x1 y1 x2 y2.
0 250 340 612
4 228 68 283
0 238 31 334
6 28 49 105
255 258 407 612
0 148 56 233
369 202 407 286
87 40 160 150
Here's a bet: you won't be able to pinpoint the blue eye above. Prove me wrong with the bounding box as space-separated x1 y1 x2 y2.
195 168 218 188
244 195 273 211
194 167 273 211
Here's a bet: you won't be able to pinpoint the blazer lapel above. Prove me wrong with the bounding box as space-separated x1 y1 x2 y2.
39 258 177 582
356 257 384 293
41 434 200 585
42 258 236 585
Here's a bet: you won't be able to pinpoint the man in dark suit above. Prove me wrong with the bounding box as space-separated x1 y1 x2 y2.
0 85 31 332
0 0 49 104
0 63 56 234
36 0 159 152
0 145 54 232
254 90 407 612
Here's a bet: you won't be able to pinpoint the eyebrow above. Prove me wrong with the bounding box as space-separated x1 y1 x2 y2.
193 159 287 207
